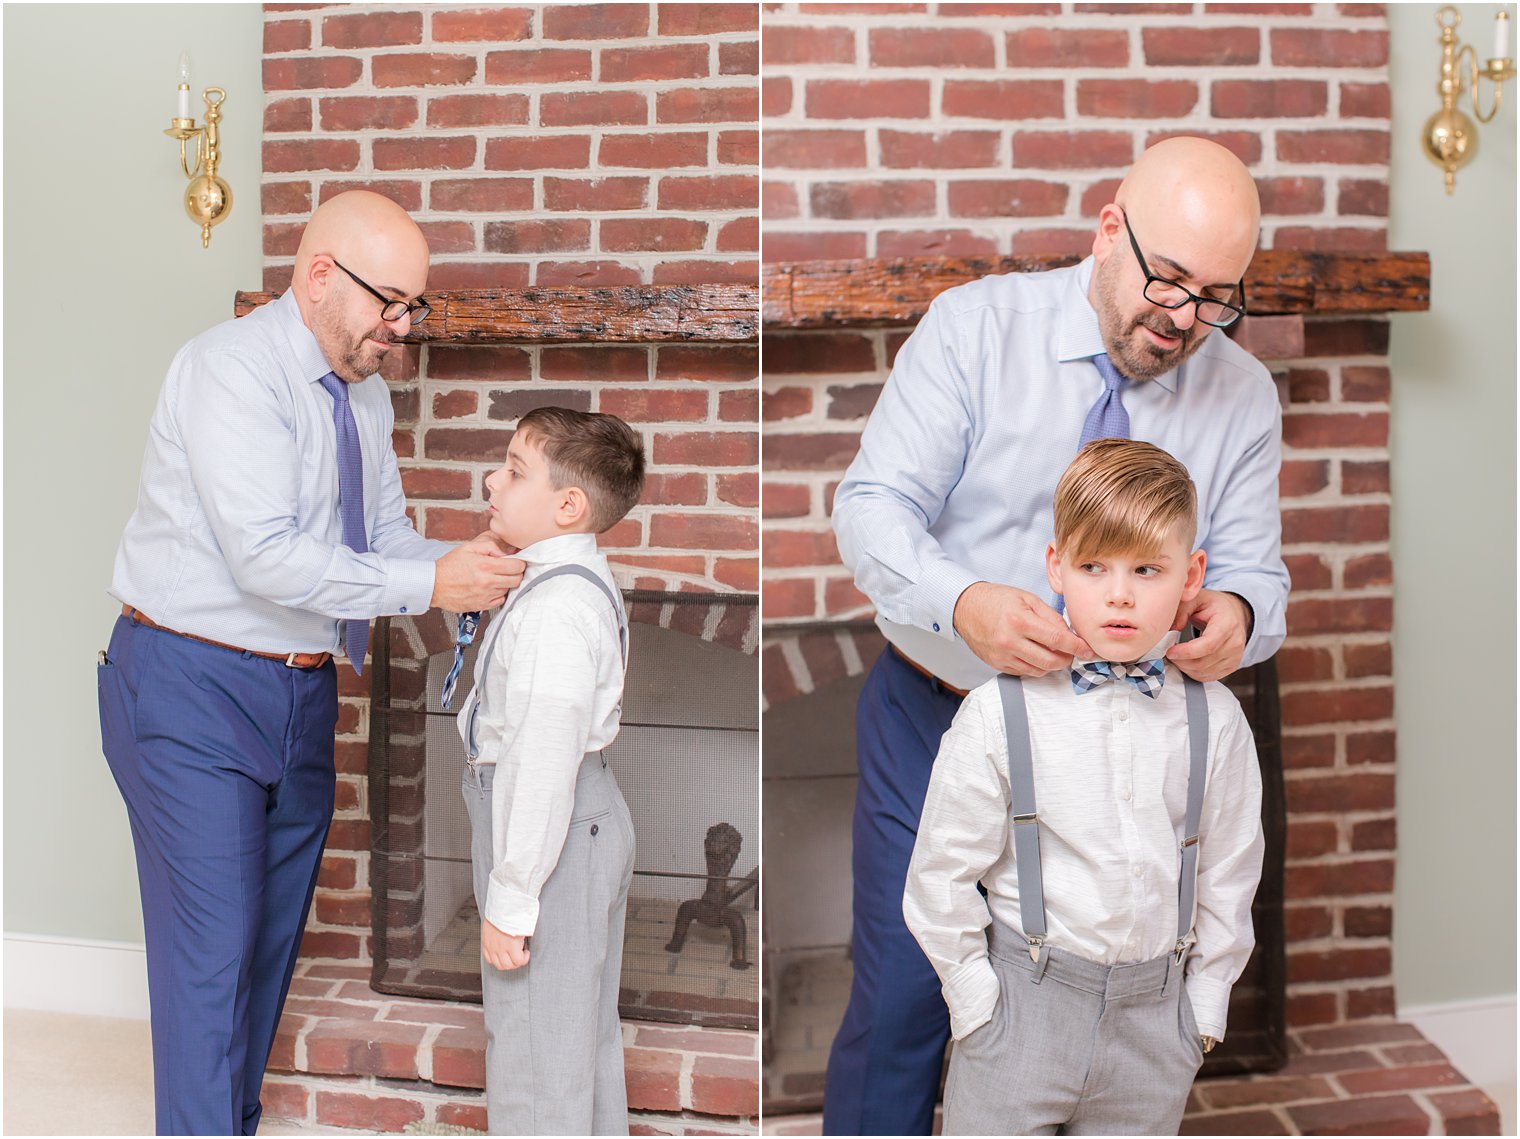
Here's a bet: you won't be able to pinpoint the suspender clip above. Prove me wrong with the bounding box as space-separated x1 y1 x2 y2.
1012 812 1038 825
1181 834 1200 849
1174 937 1189 965
1027 934 1044 963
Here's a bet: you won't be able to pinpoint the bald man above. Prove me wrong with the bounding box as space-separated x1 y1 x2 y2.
99 192 521 1135
825 138 1290 1134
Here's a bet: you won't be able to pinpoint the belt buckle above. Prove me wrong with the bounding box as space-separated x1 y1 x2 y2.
285 651 302 669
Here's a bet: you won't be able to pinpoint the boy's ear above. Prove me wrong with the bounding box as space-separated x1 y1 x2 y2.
1182 547 1206 602
1045 541 1064 594
557 485 590 529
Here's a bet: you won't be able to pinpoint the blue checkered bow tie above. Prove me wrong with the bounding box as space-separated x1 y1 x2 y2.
1071 658 1166 699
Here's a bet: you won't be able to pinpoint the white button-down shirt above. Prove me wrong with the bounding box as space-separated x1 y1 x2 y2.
904 636 1264 1044
833 257 1290 692
457 533 627 937
110 290 450 653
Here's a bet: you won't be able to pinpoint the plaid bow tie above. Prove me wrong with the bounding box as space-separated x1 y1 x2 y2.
1071 658 1166 699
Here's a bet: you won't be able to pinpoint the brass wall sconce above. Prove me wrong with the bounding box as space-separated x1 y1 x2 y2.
164 53 233 248
1423 6 1516 193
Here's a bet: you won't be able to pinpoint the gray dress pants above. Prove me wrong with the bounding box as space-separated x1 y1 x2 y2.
464 755 636 1136
942 921 1204 1136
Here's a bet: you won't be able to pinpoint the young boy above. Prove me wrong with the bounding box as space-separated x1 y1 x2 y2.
904 438 1265 1136
454 406 645 1135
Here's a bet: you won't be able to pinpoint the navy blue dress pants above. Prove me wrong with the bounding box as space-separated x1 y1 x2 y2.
823 647 965 1135
97 614 338 1135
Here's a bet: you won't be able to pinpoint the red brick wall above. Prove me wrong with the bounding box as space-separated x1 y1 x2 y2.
260 4 759 997
761 4 1398 1029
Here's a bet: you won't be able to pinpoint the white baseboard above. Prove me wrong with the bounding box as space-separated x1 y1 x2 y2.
5 932 149 1020
1400 993 1517 1091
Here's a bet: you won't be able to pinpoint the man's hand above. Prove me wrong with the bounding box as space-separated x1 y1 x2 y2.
431 544 524 612
953 582 1094 677
1165 589 1249 682
481 919 530 972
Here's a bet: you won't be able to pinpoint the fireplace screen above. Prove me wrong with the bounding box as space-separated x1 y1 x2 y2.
369 592 759 1030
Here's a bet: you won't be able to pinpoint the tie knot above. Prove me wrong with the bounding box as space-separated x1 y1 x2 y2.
1093 353 1126 392
318 371 350 402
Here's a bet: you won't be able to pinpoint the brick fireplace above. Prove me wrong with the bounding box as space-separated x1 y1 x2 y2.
254 3 760 1132
759 3 1498 1134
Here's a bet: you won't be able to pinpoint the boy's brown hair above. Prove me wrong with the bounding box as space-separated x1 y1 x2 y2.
515 407 645 533
1052 438 1197 559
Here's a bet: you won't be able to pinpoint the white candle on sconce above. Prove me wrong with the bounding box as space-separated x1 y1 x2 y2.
177 52 192 119
1495 11 1510 61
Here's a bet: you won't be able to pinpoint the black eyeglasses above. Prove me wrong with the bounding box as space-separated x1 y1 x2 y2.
331 258 432 326
1119 209 1247 329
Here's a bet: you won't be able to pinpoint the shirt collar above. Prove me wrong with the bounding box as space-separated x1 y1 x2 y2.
515 532 599 569
270 289 340 385
1055 256 1179 394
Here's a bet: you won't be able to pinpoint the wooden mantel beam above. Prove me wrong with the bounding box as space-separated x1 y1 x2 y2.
763 251 1430 329
235 283 759 344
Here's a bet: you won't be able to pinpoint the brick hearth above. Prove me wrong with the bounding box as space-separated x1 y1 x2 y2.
761 1021 1497 1137
262 960 759 1135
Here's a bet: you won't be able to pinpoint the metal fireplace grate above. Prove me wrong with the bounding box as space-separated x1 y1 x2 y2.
368 591 759 1031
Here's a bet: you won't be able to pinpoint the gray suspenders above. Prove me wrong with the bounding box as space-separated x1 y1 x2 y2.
997 666 1209 968
463 564 628 760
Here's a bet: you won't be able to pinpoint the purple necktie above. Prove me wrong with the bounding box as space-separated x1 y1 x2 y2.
1078 353 1131 449
318 371 369 676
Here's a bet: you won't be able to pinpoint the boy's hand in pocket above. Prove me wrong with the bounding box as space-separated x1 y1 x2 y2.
482 919 530 971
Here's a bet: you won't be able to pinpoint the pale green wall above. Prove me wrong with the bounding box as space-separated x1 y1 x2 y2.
3 4 263 940
1388 5 1517 1007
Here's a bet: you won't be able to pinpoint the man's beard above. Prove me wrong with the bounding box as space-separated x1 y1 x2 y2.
1093 255 1208 381
314 301 391 381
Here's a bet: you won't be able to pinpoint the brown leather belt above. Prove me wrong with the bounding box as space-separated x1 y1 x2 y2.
890 644 970 698
122 605 332 669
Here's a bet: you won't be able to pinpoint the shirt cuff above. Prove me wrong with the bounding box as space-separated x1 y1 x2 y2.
381 557 437 618
483 876 539 938
1185 974 1232 1041
942 956 1000 1041
918 560 982 642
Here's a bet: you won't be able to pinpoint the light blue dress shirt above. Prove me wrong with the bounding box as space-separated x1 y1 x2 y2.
832 257 1290 693
111 289 453 655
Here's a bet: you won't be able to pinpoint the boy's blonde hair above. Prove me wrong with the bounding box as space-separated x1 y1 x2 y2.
515 406 645 533
1052 439 1197 559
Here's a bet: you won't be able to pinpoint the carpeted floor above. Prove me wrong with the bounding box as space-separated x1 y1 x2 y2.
2 1009 376 1136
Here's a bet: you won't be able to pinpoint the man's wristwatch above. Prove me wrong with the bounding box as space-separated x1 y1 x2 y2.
1200 1035 1219 1053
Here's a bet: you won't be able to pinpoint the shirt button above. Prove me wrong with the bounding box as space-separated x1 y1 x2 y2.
1123 789 1132 801
400 606 408 614
932 622 940 633
1118 707 1129 721
1133 866 1143 878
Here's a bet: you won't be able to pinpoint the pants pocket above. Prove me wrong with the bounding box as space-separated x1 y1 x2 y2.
1178 980 1205 1066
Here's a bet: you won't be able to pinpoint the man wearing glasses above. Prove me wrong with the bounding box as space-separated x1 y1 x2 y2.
825 137 1289 1135
99 191 521 1135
